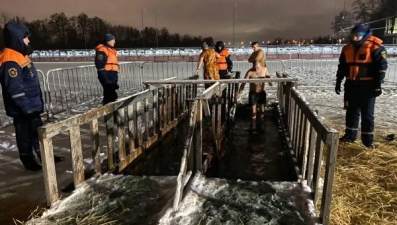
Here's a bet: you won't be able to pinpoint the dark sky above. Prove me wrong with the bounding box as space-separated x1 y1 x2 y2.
1 0 350 43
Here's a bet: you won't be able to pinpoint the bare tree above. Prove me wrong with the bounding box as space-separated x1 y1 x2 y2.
351 0 372 22
48 13 70 49
331 10 356 34
76 13 90 49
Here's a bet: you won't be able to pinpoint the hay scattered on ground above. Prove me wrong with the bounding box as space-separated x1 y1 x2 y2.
328 127 397 225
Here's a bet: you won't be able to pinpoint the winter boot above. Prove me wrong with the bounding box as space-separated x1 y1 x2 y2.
20 156 42 171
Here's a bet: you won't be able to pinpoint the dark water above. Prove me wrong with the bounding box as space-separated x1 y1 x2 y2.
124 122 188 176
125 103 296 183
206 104 297 182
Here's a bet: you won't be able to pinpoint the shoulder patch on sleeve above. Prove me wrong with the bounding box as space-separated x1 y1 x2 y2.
8 68 18 78
97 53 104 60
381 51 387 59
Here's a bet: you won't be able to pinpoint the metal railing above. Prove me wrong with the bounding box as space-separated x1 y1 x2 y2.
28 44 397 59
280 58 397 86
43 62 143 117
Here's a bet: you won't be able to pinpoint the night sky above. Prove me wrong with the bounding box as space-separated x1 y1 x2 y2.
1 0 351 43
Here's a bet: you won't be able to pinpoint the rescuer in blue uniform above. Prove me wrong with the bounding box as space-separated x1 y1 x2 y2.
335 24 388 149
95 34 119 105
0 22 64 171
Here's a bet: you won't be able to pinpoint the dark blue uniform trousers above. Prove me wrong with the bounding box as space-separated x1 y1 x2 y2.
345 96 376 146
13 114 43 164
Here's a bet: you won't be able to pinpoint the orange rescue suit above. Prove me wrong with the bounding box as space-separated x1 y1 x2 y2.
0 48 31 68
95 44 119 72
216 49 230 71
342 36 382 81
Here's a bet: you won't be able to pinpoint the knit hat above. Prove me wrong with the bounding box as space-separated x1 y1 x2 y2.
105 33 115 42
351 24 368 37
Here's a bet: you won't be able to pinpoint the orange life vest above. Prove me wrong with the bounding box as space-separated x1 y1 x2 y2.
342 36 382 81
95 44 119 72
216 49 230 71
0 48 31 68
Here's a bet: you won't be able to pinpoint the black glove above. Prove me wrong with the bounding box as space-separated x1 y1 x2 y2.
335 80 341 95
374 83 382 97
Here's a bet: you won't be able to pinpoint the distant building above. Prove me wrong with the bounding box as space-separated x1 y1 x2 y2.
383 16 397 44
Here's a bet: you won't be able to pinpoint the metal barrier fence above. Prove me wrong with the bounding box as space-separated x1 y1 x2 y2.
1 59 396 127
139 60 285 80
28 44 397 59
43 62 143 117
280 58 397 86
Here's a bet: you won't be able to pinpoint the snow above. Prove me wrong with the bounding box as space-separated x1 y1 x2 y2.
27 173 315 225
159 173 314 225
0 56 396 224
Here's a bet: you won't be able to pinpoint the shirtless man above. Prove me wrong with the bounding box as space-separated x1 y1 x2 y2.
248 42 266 68
237 65 272 119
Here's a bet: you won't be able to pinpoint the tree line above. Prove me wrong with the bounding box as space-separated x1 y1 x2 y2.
331 0 397 37
0 12 214 50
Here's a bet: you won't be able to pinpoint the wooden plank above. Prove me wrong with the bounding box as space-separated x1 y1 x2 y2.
300 118 310 179
159 87 164 130
38 131 59 206
90 119 101 173
202 99 218 153
202 99 211 117
291 102 300 156
69 126 85 187
117 108 126 161
153 89 159 134
167 87 171 125
173 100 198 209
127 104 136 153
41 90 151 139
320 132 339 225
296 109 305 168
118 119 180 171
144 98 150 142
136 102 143 146
291 88 335 142
216 87 222 152
195 100 203 172
313 135 324 204
181 85 186 117
172 86 177 121
105 113 115 170
306 126 317 187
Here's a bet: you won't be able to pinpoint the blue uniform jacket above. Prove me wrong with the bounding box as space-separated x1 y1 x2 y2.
0 23 44 117
94 44 118 86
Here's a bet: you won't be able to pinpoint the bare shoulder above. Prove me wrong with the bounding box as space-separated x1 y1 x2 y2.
246 70 255 78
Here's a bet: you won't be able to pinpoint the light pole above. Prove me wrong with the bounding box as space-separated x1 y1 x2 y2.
233 1 236 47
141 9 146 48
155 9 159 48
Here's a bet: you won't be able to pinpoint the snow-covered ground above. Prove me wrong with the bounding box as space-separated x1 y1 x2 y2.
29 45 397 58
